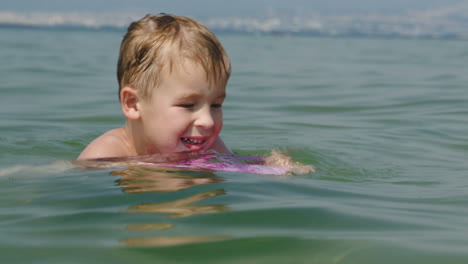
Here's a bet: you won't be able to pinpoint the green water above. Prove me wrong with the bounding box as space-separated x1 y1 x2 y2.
1 27 468 263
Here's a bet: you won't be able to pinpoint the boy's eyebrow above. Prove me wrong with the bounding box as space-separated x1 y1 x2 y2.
216 92 227 99
177 92 226 100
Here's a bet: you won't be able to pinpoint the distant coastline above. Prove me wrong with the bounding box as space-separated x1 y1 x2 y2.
0 22 124 32
1 22 466 41
2 4 468 40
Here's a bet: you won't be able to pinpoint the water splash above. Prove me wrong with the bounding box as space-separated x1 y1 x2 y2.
77 150 315 176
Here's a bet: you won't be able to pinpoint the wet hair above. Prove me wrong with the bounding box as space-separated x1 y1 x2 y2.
117 13 231 100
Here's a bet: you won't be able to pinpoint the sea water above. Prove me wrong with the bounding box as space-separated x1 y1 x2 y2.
1 27 468 263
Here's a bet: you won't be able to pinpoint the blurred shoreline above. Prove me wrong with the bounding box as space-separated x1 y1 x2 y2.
2 22 467 41
2 4 468 40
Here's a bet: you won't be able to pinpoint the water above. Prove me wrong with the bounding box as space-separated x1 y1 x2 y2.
1 27 468 263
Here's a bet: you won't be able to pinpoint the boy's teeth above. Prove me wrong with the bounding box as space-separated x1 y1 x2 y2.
181 138 204 144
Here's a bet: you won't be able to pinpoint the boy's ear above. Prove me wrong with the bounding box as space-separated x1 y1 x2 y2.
120 87 141 120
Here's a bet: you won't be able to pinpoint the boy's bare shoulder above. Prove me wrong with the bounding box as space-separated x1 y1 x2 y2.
77 128 131 160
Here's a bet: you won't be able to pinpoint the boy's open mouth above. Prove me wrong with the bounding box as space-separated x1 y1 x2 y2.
180 137 206 145
181 137 208 151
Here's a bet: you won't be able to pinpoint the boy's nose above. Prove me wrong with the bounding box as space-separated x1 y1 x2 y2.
194 107 214 129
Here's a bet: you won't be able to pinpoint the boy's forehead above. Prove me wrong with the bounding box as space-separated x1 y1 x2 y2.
154 59 226 93
163 59 226 86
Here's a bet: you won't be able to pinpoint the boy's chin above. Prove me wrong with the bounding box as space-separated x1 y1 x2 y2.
181 143 207 152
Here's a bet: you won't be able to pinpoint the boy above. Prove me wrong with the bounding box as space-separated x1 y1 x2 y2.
78 14 231 160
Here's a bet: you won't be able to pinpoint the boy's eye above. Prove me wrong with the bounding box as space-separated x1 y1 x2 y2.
177 103 222 109
178 104 195 108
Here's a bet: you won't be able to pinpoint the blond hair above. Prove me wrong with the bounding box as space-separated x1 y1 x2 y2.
117 14 231 100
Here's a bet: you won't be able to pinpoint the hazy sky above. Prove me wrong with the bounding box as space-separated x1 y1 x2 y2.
2 0 467 18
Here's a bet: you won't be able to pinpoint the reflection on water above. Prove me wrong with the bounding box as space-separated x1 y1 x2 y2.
112 167 229 246
126 222 175 231
124 189 228 218
112 167 224 193
122 235 229 247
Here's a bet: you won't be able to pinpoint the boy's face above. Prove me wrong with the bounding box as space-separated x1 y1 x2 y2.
136 60 225 154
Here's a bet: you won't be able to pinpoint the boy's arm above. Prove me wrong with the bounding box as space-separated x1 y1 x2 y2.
211 136 232 154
